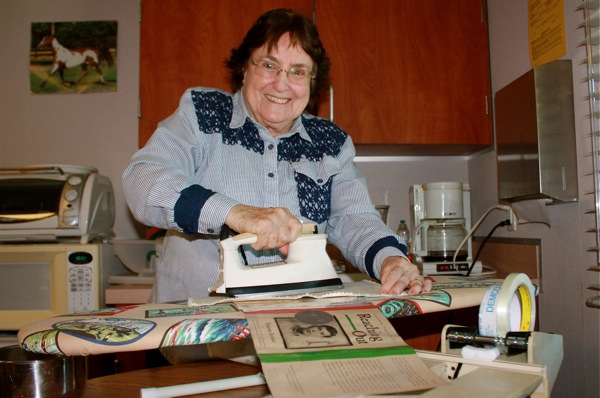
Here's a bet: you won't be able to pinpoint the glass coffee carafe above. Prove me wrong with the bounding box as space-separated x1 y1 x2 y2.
421 221 468 262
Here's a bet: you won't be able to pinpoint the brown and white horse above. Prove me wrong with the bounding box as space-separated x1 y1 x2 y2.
36 35 114 87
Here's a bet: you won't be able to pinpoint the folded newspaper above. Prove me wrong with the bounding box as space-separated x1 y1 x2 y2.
238 301 446 397
189 280 394 307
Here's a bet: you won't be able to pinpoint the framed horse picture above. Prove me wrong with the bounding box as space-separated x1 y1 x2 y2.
30 21 118 94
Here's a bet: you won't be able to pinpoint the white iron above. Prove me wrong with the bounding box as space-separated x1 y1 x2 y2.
215 232 343 297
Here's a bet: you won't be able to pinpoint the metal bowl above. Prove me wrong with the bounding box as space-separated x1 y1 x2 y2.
0 345 86 397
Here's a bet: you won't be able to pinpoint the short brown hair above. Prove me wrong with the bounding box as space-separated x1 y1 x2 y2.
225 9 331 112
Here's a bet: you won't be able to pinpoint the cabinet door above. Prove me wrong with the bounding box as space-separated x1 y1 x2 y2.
139 0 313 147
315 0 492 149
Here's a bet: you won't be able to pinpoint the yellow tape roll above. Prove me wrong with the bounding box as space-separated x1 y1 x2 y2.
478 273 536 338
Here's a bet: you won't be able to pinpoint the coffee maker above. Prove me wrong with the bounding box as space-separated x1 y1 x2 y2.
410 182 479 275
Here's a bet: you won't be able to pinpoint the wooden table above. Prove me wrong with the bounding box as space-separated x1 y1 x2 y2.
83 360 268 397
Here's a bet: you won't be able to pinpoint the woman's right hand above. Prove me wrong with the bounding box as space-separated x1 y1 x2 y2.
225 204 302 255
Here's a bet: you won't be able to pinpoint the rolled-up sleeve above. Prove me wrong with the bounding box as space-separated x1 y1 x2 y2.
122 89 237 235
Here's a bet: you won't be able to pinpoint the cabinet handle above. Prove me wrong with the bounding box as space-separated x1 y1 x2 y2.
329 85 334 122
485 95 489 115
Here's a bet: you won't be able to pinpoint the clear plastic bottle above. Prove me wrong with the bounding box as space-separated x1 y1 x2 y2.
396 219 411 251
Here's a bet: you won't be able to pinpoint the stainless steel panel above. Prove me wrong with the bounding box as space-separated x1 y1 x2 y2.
495 60 578 203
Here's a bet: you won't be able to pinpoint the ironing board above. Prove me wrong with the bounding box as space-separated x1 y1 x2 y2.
18 276 510 356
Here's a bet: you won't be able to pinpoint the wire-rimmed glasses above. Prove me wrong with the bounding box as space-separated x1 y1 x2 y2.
250 58 315 84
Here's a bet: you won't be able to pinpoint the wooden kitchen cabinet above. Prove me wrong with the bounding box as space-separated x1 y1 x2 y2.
140 0 492 154
139 0 313 147
315 0 493 153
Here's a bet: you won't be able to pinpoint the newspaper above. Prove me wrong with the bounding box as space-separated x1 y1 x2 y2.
190 280 397 307
239 301 445 397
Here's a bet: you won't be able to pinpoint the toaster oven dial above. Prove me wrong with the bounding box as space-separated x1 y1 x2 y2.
62 209 78 226
68 176 82 186
64 189 79 202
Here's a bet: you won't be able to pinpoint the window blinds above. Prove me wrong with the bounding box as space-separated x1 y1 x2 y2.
578 0 600 308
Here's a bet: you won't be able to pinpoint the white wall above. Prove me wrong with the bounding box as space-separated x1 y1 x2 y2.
355 157 469 230
0 0 143 238
472 1 599 397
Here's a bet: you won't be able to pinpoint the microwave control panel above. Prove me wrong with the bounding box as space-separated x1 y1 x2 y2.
67 251 97 312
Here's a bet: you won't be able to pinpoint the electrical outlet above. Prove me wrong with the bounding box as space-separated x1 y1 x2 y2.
507 212 517 231
499 205 518 232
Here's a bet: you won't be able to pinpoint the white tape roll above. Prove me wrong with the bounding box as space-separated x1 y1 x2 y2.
478 273 536 338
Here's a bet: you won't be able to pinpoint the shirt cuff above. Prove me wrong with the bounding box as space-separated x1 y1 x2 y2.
364 236 398 279
198 193 239 234
372 247 407 280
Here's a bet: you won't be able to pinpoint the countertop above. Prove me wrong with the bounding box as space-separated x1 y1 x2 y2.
84 360 267 398
105 284 152 305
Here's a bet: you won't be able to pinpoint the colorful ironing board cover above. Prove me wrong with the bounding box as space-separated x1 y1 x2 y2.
18 276 507 356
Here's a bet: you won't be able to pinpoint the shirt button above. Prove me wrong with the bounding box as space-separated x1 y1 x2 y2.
268 143 275 150
268 172 275 178
207 228 214 234
317 179 323 184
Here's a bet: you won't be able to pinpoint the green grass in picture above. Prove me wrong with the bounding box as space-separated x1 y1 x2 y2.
30 53 117 94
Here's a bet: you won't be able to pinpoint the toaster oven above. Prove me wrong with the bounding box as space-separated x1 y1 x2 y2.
0 165 115 243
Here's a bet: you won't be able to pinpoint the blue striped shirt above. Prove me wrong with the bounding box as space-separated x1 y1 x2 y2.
122 88 407 302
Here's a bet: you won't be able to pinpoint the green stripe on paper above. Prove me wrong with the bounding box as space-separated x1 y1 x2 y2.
259 346 416 363
345 314 357 330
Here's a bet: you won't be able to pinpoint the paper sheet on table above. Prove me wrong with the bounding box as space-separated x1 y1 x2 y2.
240 301 446 397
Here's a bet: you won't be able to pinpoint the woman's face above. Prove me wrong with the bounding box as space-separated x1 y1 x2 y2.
242 33 313 137
301 325 334 337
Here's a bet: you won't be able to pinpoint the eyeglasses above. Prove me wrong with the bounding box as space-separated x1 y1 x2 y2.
250 58 315 84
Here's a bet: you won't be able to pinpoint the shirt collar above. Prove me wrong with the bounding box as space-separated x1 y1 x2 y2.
230 90 313 143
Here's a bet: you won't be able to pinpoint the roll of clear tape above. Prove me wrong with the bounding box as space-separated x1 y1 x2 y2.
478 273 536 338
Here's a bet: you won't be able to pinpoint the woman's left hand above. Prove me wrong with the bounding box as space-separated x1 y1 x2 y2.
379 256 432 295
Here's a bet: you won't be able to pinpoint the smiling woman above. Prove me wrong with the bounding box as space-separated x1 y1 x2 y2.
225 8 331 117
122 8 429 316
241 33 314 137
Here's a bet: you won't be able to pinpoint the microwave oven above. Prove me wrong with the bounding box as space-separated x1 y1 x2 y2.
0 164 115 243
0 242 127 331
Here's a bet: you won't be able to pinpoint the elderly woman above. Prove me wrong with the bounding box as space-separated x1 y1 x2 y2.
123 8 431 304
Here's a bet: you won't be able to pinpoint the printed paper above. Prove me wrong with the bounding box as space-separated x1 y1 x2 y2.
240 302 445 397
